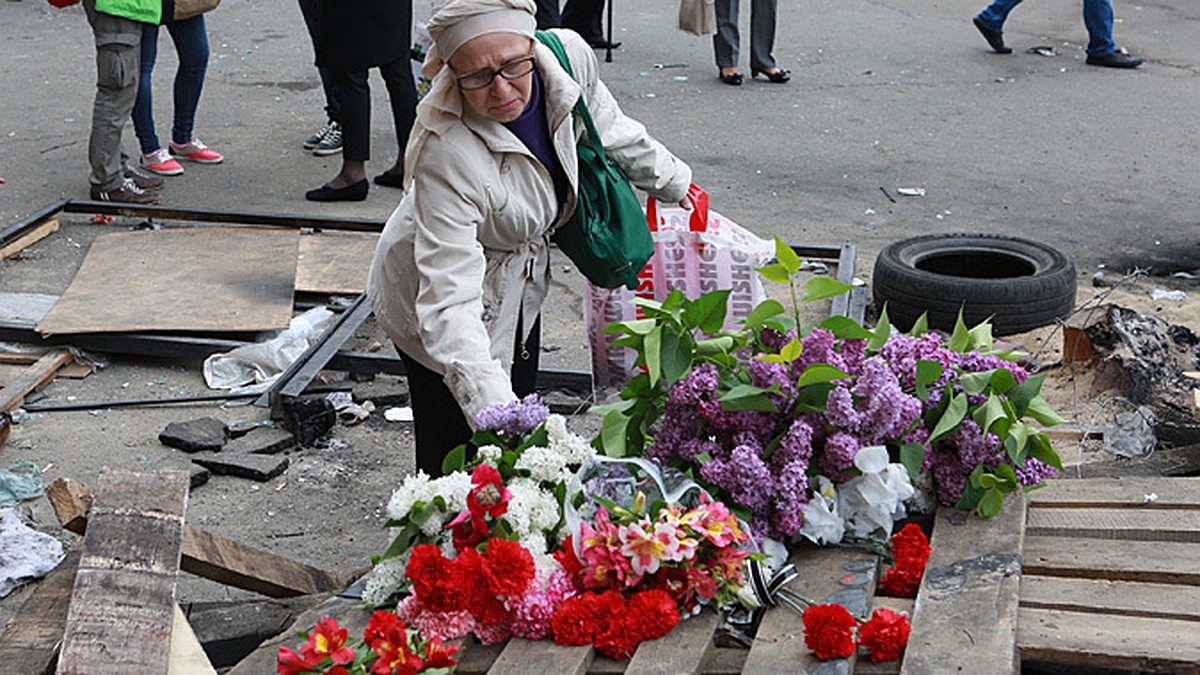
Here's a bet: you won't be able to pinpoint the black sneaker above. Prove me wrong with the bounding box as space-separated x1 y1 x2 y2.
90 178 162 204
304 119 338 149
312 121 343 156
973 17 1012 54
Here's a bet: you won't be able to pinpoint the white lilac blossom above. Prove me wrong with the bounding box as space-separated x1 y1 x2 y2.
799 476 844 545
477 444 504 463
506 478 561 541
838 446 915 537
362 553 410 606
386 470 472 521
545 413 594 466
514 444 573 485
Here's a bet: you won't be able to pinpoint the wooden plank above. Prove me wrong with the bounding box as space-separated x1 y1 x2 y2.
45 477 344 599
0 550 81 675
1018 607 1200 674
900 496 1025 675
743 546 878 675
225 595 364 675
698 646 748 675
1020 575 1200 622
0 218 59 260
168 604 218 675
1030 476 1200 509
37 228 298 336
0 349 73 412
1023 535 1200 585
57 469 189 675
295 231 379 294
624 609 719 675
487 638 592 675
1026 507 1200 543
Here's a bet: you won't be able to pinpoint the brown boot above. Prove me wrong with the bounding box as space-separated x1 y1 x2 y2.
90 178 162 204
124 167 164 191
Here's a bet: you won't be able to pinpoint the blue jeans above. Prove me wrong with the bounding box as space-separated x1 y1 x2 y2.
132 14 210 156
976 0 1115 56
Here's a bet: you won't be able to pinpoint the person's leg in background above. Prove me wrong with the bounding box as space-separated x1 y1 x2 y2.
748 0 788 81
132 22 163 158
561 0 619 49
713 0 743 84
298 0 343 153
306 67 369 201
165 14 223 164
373 2 417 189
973 0 1022 53
535 0 560 30
83 0 160 203
1082 0 1141 66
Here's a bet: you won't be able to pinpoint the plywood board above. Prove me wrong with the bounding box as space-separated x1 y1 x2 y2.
37 228 298 335
295 231 379 295
0 218 59 260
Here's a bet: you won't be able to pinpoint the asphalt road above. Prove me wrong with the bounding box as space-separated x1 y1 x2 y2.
2 0 1198 277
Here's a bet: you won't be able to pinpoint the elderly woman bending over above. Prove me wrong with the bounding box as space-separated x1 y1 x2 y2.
367 0 692 476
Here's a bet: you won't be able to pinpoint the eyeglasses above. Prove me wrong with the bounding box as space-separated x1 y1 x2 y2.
456 55 536 91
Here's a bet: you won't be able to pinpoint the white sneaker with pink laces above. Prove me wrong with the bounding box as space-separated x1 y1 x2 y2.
140 148 184 176
169 138 224 164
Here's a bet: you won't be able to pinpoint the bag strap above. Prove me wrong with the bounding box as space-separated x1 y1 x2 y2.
535 30 609 166
647 184 709 233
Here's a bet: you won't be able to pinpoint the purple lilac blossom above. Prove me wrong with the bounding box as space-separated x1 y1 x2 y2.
850 358 922 443
474 394 550 436
877 333 957 390
1014 456 1058 486
819 431 861 481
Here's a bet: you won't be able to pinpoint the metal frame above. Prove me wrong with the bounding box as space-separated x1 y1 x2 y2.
1 202 865 406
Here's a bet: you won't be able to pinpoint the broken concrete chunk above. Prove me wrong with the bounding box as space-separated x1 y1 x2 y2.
224 427 296 456
159 417 230 453
281 397 336 447
190 464 211 489
191 452 288 482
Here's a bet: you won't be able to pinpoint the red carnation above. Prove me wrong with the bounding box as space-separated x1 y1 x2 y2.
451 548 509 625
595 622 640 660
879 524 931 598
553 535 587 590
483 538 536 597
406 544 466 613
858 607 911 663
802 603 859 660
626 589 679 642
363 609 406 648
550 595 602 645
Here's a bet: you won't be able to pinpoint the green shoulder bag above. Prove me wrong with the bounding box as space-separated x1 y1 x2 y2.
536 30 653 290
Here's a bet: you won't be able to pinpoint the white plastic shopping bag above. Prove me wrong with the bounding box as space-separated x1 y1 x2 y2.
586 185 775 396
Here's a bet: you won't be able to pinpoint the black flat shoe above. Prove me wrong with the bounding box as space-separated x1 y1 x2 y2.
374 171 404 188
586 38 622 49
751 67 791 83
973 17 1013 54
718 70 743 86
1086 51 1143 68
306 179 368 202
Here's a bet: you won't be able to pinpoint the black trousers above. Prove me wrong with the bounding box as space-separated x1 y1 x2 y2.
561 0 606 41
399 316 541 477
329 56 416 163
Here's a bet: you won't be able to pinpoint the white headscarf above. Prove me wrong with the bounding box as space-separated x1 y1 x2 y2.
402 0 539 187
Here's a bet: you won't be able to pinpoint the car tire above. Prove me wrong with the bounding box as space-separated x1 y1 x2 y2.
872 233 1077 336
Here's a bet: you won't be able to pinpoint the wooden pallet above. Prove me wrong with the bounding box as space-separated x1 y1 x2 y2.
1019 476 1200 674
230 498 1026 674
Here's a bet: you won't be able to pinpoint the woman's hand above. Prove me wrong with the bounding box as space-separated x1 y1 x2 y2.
678 197 691 209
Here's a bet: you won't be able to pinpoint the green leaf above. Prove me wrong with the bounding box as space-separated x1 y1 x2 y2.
442 444 466 475
1027 432 1064 471
660 330 692 386
792 382 835 413
599 410 631 458
744 299 787 329
915 360 943 401
978 473 997 489
899 442 926 481
757 263 791 284
978 488 1004 518
928 392 968 443
797 363 850 387
644 325 663 388
1007 373 1047 418
908 312 930 337
802 277 854 303
775 236 802 275
946 309 971 352
780 337 804 362
685 290 731 333
817 315 876 340
719 384 779 412
955 465 987 511
606 318 657 336
972 393 1008 436
993 463 1019 490
968 318 994 351
1005 420 1032 464
867 306 892 351
959 370 997 396
1025 394 1067 427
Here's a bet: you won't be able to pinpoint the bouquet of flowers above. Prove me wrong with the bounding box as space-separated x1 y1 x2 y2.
277 611 457 674
596 237 1064 543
